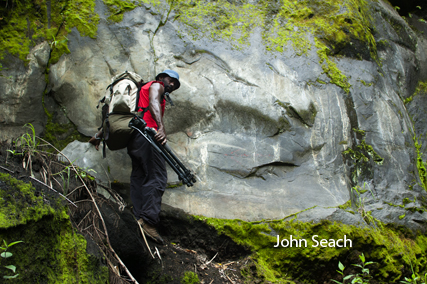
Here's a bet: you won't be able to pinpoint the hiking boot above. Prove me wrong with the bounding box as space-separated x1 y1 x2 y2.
137 218 165 245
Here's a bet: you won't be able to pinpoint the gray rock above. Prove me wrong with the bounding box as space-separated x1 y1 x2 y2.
4 0 427 231
0 42 50 141
60 140 131 185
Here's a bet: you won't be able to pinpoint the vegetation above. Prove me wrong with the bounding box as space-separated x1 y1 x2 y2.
0 0 378 93
196 212 427 283
0 240 23 280
181 271 200 284
0 173 108 283
342 128 384 186
0 0 99 67
1 123 136 282
331 253 375 284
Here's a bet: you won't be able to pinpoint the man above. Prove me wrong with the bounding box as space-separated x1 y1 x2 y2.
90 69 180 244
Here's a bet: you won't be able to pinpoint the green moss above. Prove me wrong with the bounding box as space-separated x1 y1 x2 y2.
316 39 351 93
0 173 56 229
0 0 99 67
352 128 366 136
168 0 376 92
43 118 87 151
0 173 108 283
41 88 87 150
102 0 138 22
342 128 384 184
359 79 373 87
398 214 405 220
403 80 427 105
181 271 199 284
172 0 375 54
338 200 352 210
195 215 427 283
414 136 427 191
402 198 412 205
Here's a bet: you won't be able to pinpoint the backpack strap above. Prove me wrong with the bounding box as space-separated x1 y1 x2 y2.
102 114 111 158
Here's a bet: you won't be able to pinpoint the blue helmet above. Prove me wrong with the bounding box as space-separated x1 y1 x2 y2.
156 69 180 89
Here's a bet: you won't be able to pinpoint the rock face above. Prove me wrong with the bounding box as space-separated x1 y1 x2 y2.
0 42 50 140
2 0 427 231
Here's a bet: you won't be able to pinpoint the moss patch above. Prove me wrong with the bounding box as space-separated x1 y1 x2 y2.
0 0 99 67
414 136 427 191
403 81 427 104
181 271 200 284
0 173 108 283
42 114 87 151
195 215 427 283
102 0 138 22
0 173 57 229
168 0 376 92
342 128 384 185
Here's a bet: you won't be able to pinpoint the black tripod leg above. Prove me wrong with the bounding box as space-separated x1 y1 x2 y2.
130 126 193 186
161 144 196 183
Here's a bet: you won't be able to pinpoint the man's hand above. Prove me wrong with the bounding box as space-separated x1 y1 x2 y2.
154 127 167 145
89 131 103 150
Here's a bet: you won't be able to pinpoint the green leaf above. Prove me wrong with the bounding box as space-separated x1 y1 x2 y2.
1 252 12 258
416 6 421 9
4 265 16 273
331 280 343 284
7 241 23 248
365 261 374 265
344 275 354 280
338 261 345 271
3 274 19 279
359 253 365 263
362 268 369 274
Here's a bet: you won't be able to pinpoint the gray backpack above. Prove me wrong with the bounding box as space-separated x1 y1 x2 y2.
97 71 146 155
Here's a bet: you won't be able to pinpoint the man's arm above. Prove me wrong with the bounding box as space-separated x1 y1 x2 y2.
148 82 167 145
89 129 103 150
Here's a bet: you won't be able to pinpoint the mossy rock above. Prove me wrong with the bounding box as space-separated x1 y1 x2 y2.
0 173 108 283
196 215 427 283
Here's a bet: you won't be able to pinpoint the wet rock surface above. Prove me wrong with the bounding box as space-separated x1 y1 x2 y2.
2 0 427 231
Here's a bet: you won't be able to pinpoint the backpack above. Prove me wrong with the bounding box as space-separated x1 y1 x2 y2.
97 71 146 155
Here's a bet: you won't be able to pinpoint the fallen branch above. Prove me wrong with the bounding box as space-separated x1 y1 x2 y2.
206 252 218 265
28 176 77 207
66 185 85 197
137 221 155 259
226 274 235 284
0 165 13 173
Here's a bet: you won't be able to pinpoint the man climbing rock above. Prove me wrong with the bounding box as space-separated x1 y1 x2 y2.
90 70 181 244
127 69 180 244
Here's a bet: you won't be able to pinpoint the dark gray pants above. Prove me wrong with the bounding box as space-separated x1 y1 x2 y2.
127 131 167 226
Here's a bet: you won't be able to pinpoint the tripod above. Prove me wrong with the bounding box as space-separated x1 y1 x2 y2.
128 116 197 187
